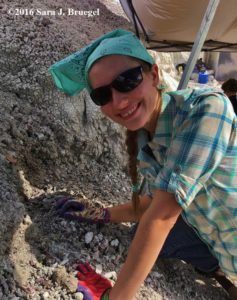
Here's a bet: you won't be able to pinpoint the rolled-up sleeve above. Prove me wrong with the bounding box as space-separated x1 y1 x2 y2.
154 94 233 209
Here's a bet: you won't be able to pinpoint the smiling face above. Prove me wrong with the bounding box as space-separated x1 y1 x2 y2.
88 55 161 132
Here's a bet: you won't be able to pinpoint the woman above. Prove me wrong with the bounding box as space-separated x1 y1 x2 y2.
222 78 237 115
49 29 237 300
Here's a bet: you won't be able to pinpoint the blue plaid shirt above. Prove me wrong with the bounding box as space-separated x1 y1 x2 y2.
137 88 237 279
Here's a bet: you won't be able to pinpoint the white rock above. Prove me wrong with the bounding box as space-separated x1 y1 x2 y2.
85 232 93 244
146 277 152 283
42 291 50 299
110 239 119 247
95 264 102 274
60 220 67 227
37 133 45 140
97 233 103 241
60 258 69 265
104 271 117 281
23 215 32 225
74 292 84 300
151 271 163 279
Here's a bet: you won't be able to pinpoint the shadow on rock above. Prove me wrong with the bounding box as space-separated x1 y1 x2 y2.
23 191 132 298
0 154 28 299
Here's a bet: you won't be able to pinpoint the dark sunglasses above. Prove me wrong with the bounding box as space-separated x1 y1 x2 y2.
90 66 143 106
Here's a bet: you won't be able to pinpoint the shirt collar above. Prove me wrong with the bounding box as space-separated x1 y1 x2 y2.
137 89 194 151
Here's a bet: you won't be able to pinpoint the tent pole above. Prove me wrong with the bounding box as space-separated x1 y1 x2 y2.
177 0 220 90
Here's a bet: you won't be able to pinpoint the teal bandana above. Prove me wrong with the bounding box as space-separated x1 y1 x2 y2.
49 29 155 96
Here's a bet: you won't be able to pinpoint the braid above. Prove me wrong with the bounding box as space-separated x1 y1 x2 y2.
125 129 140 215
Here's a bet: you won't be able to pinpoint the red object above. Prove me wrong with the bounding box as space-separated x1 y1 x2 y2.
77 262 112 300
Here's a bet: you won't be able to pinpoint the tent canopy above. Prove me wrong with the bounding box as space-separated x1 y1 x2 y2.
120 0 237 52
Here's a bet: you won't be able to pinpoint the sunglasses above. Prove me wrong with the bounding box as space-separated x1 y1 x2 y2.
90 66 143 106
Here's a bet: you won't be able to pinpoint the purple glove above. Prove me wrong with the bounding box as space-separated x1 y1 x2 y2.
55 195 110 224
77 284 93 300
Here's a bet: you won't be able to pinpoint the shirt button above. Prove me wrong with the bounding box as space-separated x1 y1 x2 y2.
174 165 182 173
146 173 154 180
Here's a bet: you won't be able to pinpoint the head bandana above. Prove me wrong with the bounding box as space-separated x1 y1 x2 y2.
49 29 155 96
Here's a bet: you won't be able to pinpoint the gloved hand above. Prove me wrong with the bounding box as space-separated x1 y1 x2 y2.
55 194 110 224
77 262 112 300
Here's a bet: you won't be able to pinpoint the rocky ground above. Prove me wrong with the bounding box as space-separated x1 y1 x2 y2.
0 0 231 299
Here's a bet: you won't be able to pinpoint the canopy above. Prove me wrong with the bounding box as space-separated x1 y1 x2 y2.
119 0 237 52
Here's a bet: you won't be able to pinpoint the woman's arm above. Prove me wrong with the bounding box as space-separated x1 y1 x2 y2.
108 194 152 223
109 190 182 300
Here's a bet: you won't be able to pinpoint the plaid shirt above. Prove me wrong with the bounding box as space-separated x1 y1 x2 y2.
137 88 237 279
